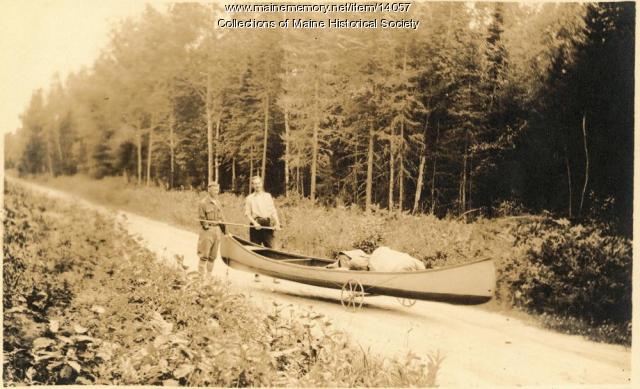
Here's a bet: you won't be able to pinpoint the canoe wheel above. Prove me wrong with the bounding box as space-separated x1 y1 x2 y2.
397 297 417 307
341 279 365 311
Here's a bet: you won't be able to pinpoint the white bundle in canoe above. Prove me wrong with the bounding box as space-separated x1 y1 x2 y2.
369 247 426 272
339 247 426 272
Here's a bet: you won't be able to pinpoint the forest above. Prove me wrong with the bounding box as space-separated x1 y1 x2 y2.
4 2 634 235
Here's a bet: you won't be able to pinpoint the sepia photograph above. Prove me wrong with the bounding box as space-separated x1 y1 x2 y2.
1 0 634 386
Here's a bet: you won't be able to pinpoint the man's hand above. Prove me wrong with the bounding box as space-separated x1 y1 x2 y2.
252 221 262 230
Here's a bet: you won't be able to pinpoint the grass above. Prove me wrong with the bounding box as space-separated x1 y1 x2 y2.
27 173 513 263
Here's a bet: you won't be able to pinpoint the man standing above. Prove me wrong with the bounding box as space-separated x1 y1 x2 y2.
244 176 281 282
245 176 281 247
197 182 226 278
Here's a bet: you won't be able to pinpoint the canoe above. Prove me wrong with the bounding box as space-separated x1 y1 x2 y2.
220 234 495 305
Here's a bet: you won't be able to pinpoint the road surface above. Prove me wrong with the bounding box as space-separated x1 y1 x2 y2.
15 180 632 387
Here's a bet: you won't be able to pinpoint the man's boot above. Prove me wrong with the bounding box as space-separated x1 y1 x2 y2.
198 258 208 276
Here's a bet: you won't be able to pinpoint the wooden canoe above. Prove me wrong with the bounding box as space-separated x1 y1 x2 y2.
220 234 495 305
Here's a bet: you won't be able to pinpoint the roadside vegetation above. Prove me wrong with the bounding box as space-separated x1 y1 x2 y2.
21 173 632 346
3 181 443 386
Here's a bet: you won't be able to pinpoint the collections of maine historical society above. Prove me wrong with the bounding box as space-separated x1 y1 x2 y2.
219 2 421 30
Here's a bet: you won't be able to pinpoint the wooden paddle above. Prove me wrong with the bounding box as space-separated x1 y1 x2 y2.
196 219 276 230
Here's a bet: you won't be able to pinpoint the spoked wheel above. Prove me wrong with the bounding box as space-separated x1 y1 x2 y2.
397 297 417 307
341 279 365 311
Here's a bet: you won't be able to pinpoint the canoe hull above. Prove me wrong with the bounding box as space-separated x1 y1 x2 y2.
220 234 495 304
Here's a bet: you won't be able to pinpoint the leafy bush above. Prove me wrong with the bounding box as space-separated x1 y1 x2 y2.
3 182 441 386
499 217 632 343
494 199 526 217
3 183 110 384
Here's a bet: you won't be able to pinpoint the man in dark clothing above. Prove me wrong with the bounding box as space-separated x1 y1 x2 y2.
197 182 226 277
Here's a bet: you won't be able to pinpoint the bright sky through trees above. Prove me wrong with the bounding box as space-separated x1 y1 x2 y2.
0 0 545 136
0 0 152 135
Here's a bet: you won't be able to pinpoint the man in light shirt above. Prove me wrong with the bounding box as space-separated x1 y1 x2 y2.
245 175 281 282
245 176 281 246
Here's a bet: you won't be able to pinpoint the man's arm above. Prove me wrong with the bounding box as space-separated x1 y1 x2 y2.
198 201 208 229
217 201 227 223
244 196 260 228
214 200 227 234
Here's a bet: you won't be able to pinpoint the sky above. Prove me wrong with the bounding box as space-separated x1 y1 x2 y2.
0 0 156 135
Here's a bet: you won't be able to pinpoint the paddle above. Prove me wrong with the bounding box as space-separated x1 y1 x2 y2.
196 219 277 230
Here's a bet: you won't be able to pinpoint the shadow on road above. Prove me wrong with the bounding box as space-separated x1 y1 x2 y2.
258 287 429 320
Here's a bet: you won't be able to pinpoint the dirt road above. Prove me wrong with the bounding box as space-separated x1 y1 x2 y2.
16 180 632 387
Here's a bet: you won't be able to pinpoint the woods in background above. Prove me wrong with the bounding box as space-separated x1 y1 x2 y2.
5 2 634 235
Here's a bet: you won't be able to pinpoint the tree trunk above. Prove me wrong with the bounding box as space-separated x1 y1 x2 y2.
461 77 473 216
565 153 573 218
310 79 319 202
398 42 407 213
413 156 426 214
579 112 589 216
388 141 395 212
413 118 429 214
55 127 64 173
206 73 213 185
136 129 142 185
284 106 290 197
415 75 434 215
460 130 468 215
249 144 254 193
262 93 269 180
231 156 236 192
146 128 154 187
365 127 374 213
353 141 358 205
169 114 175 190
430 121 440 215
215 112 221 183
45 136 54 176
296 153 301 196
399 122 404 213
468 155 473 214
